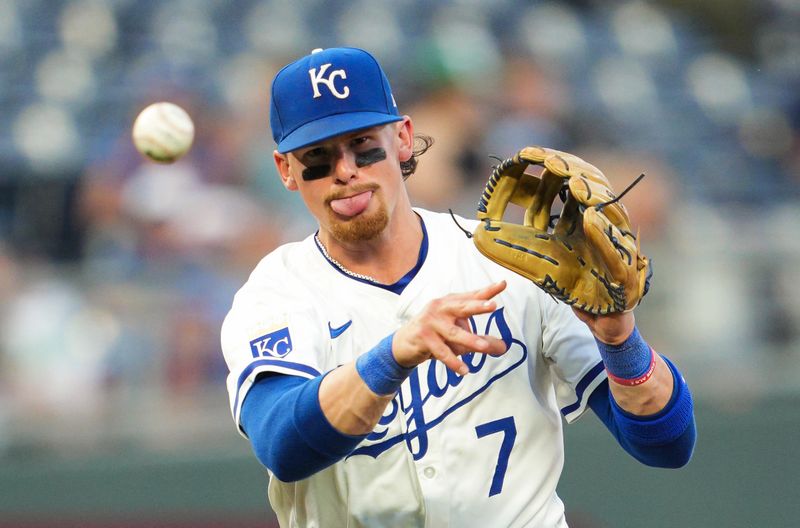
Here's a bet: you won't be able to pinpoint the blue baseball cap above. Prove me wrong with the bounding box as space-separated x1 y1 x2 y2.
270 47 403 153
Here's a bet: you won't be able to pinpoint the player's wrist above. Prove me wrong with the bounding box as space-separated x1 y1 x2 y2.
596 326 656 386
389 327 419 369
589 311 636 345
356 333 415 396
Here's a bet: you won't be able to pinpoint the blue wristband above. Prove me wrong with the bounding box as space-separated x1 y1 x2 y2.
355 333 415 395
595 326 652 381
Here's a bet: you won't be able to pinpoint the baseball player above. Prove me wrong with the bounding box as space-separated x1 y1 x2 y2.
221 47 696 527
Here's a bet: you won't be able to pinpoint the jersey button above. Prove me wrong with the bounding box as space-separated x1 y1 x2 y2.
423 466 436 479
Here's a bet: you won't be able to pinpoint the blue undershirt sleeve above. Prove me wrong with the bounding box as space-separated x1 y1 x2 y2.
240 372 367 482
588 356 696 468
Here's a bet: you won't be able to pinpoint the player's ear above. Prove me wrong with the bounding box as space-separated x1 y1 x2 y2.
396 116 414 163
274 151 299 191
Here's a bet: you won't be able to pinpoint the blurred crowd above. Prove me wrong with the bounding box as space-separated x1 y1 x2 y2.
1 0 799 456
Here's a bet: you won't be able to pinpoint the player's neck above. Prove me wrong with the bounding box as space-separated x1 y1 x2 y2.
317 205 422 285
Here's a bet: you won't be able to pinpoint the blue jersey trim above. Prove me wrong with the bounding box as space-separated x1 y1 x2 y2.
560 359 606 417
314 216 429 296
234 358 322 417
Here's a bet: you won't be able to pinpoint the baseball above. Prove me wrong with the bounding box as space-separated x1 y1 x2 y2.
131 102 195 163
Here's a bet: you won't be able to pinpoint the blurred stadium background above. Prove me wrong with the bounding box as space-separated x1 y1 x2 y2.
0 0 798 526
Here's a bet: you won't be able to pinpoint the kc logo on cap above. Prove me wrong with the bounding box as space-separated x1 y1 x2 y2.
270 47 402 153
309 63 350 99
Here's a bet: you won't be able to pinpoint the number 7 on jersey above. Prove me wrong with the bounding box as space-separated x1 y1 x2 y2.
475 416 517 497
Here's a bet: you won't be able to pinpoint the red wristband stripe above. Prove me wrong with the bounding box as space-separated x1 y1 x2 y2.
606 347 657 387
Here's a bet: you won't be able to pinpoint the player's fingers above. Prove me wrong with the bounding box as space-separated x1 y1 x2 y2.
448 318 472 355
427 336 469 376
455 317 472 332
447 341 470 357
480 335 509 356
443 298 499 318
474 280 507 301
448 280 507 303
432 319 492 353
431 320 509 358
447 335 507 357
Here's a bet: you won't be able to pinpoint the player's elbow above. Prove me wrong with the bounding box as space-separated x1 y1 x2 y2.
637 446 693 469
662 434 696 469
665 416 697 468
266 456 315 483
250 437 304 482
252 432 341 482
263 450 340 482
632 419 697 469
667 444 694 469
664 451 693 469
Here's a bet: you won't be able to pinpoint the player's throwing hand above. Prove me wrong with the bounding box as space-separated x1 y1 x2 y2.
392 280 509 375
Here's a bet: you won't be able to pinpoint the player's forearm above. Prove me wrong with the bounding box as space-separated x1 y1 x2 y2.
588 355 696 469
607 354 673 415
591 327 696 467
595 325 673 416
320 333 413 435
319 363 396 435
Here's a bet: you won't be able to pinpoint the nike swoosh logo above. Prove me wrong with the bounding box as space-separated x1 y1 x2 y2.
328 320 353 339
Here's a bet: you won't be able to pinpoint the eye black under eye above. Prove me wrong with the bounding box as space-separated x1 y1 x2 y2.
355 147 386 168
299 147 386 179
302 165 331 181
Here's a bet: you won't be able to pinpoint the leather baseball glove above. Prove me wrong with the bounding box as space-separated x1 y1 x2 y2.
473 146 652 315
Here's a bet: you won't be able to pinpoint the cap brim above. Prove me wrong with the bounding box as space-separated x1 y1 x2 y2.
276 112 403 153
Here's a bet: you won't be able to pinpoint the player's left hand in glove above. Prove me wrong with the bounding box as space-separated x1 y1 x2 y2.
472 146 652 315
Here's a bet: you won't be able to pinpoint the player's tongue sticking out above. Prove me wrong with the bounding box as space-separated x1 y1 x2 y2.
330 191 373 217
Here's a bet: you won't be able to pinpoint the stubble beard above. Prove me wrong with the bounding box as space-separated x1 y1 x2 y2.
327 190 389 243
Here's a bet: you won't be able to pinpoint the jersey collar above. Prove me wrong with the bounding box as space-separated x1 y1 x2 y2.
314 216 429 295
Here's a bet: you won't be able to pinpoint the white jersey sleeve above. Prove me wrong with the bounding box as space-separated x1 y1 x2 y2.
538 292 607 423
220 242 328 433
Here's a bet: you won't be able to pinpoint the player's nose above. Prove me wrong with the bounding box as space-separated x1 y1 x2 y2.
331 149 358 183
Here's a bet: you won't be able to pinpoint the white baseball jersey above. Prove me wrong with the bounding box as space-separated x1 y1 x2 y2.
221 208 607 528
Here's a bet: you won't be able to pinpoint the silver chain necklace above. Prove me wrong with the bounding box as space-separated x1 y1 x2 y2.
314 234 381 283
